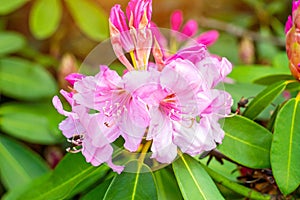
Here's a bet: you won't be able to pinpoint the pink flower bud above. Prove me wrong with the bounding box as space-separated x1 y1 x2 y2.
181 19 198 38
196 30 219 46
170 10 183 31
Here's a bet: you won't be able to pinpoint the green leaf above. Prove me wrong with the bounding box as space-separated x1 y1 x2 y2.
243 80 290 120
0 102 63 144
29 0 62 39
0 135 49 190
172 154 224 200
0 57 57 100
228 65 289 83
81 179 112 200
253 74 294 85
0 0 29 15
17 153 109 200
154 167 183 200
218 115 272 168
0 32 26 55
224 82 283 120
65 0 108 41
103 160 157 200
271 98 300 195
202 165 271 200
67 166 110 198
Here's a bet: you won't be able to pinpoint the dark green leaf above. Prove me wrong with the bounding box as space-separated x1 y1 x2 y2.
0 57 57 100
18 153 109 200
0 32 26 55
103 160 157 200
218 115 272 168
154 167 183 200
67 166 110 198
271 98 300 195
0 135 49 190
81 179 112 200
253 74 294 85
243 80 289 119
65 0 108 41
0 0 29 15
29 0 62 39
172 154 224 200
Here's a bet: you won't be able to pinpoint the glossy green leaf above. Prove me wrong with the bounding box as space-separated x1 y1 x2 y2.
0 102 63 144
172 154 224 200
0 57 57 100
0 135 49 190
67 166 110 198
154 167 183 200
202 165 271 200
81 179 112 200
271 98 300 195
29 0 62 39
218 115 272 168
0 32 26 55
0 0 29 15
243 80 289 120
65 0 108 41
17 153 109 200
228 65 289 83
253 74 294 85
103 160 157 200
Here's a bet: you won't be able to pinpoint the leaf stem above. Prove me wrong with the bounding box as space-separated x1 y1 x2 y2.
202 164 273 200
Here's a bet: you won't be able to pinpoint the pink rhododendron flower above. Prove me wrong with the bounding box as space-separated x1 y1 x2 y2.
53 0 233 174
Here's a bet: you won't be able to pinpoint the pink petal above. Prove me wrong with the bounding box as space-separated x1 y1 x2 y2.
292 0 300 13
170 10 183 31
196 30 219 46
65 73 85 86
285 15 293 34
181 20 198 39
149 107 177 163
126 0 152 28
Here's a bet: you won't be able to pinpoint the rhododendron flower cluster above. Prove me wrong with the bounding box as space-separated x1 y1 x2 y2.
53 0 233 174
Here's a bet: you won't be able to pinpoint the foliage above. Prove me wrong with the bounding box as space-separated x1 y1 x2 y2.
1 0 300 200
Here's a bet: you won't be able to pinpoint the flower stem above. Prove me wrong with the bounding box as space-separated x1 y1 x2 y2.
138 140 152 164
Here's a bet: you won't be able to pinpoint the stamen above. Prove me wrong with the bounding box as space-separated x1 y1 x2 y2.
130 51 138 69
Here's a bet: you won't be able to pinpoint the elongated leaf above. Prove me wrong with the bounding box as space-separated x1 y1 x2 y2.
154 167 183 200
81 179 112 200
0 135 49 190
243 80 290 119
103 160 157 200
218 115 272 168
0 0 29 15
65 0 108 41
271 98 300 195
17 153 109 200
172 154 224 200
0 102 63 144
0 57 57 100
202 165 271 200
29 0 62 39
228 65 289 83
254 74 294 85
0 32 26 55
